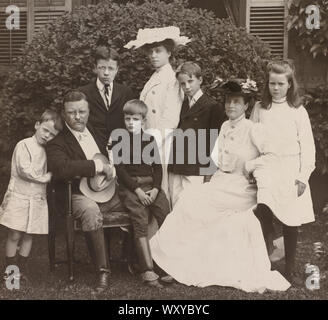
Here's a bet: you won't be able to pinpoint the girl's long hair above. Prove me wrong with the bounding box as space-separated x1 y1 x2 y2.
261 60 301 109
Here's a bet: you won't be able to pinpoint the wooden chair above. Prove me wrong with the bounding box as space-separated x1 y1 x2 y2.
47 181 133 281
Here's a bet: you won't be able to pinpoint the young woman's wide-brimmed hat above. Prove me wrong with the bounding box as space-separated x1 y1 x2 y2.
124 26 191 50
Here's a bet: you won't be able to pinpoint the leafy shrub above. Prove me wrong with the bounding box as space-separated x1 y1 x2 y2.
287 0 328 58
303 87 328 173
287 0 328 173
0 0 271 159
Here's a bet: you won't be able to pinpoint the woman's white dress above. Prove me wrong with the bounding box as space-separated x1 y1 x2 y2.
140 63 183 201
150 116 290 292
251 101 316 226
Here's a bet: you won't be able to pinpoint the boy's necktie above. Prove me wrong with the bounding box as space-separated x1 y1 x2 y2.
104 84 110 110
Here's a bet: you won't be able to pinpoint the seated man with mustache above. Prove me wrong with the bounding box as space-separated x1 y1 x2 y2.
46 90 119 293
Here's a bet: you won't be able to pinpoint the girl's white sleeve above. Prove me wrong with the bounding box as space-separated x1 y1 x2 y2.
15 142 50 184
245 123 277 173
297 106 316 184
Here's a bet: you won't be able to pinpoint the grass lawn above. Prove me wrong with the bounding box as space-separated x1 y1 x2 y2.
0 210 328 300
0 169 327 300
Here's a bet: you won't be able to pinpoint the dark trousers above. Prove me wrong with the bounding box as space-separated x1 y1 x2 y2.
254 203 298 270
118 177 170 238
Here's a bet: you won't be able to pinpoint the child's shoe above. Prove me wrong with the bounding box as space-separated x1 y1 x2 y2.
141 270 163 288
160 274 175 285
285 267 303 287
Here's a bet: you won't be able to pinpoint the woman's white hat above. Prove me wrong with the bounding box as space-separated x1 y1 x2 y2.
124 26 191 50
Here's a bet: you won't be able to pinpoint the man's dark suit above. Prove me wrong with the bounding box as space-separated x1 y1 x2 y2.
46 123 122 218
46 123 119 290
80 79 134 147
168 93 226 176
46 124 105 195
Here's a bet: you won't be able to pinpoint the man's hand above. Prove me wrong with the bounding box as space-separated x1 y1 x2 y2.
103 164 114 180
295 180 306 197
145 188 159 204
135 187 152 206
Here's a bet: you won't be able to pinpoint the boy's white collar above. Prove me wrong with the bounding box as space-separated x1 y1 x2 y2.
188 89 203 105
96 78 112 91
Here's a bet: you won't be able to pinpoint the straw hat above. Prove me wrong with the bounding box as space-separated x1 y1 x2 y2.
124 26 191 50
79 153 116 203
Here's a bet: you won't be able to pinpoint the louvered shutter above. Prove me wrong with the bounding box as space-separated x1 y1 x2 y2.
0 0 27 64
34 0 70 34
246 0 287 58
0 0 71 65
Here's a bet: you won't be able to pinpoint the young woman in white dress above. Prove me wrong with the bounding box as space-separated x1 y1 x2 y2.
149 79 290 293
125 26 190 203
251 60 316 285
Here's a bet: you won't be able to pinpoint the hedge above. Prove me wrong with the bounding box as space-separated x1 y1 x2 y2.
0 0 271 159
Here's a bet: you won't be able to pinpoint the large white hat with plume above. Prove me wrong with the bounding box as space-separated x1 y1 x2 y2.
124 26 190 50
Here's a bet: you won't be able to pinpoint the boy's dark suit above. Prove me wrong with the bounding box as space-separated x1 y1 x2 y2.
168 93 226 176
116 131 170 239
80 80 134 147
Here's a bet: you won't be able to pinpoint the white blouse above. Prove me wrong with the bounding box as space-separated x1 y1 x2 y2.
251 101 316 184
211 115 275 175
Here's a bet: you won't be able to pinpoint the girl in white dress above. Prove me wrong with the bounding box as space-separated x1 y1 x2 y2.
251 60 316 285
0 110 61 282
125 26 190 203
150 79 290 293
